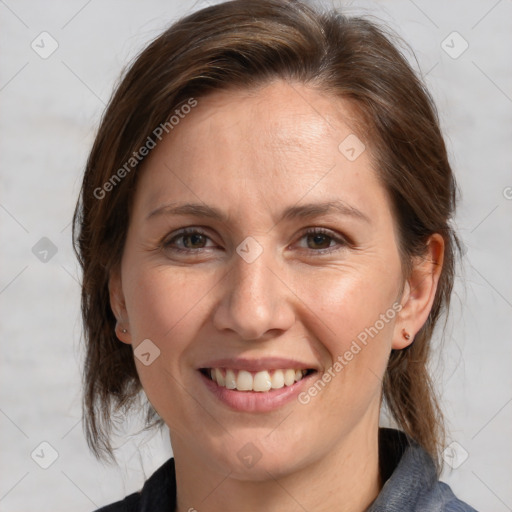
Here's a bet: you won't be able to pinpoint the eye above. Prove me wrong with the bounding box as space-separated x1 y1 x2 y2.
163 228 215 253
162 226 349 256
296 227 348 254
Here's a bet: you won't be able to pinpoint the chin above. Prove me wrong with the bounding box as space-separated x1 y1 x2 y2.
207 432 309 482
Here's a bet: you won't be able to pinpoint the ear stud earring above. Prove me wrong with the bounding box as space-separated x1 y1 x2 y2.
402 329 411 340
116 323 128 334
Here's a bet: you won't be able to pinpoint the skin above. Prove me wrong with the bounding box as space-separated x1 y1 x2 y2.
109 80 444 512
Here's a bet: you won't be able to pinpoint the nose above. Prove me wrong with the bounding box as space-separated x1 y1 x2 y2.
212 244 296 341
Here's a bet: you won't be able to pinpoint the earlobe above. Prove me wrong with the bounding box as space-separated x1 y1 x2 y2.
114 322 131 344
108 269 132 345
392 234 445 350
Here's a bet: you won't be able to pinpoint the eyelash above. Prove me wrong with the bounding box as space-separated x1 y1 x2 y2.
162 227 349 256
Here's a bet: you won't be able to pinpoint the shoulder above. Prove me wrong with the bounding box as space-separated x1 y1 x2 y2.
433 482 480 512
368 428 478 512
418 480 479 512
94 492 139 512
92 458 176 512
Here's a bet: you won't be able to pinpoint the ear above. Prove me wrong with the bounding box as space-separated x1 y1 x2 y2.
109 267 132 345
392 233 445 349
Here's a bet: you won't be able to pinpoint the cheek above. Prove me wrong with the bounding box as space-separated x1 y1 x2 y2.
122 266 207 395
125 265 210 340
285 268 398 446
295 261 400 406
123 265 215 424
296 261 400 352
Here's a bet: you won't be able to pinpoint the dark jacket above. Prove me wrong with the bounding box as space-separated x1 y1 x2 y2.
94 429 478 511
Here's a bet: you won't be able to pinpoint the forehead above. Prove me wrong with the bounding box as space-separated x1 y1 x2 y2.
173 80 363 154
133 80 387 224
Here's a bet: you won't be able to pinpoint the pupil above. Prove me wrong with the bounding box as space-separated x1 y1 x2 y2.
310 234 329 249
186 234 204 248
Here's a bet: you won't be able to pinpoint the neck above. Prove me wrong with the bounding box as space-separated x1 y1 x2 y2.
173 420 381 512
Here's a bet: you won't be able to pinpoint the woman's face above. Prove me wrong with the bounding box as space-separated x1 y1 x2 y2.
111 80 412 478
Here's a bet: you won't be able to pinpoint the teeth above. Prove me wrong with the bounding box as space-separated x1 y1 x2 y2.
284 369 296 386
214 368 225 387
206 368 309 392
225 369 237 389
236 370 253 391
271 369 285 389
253 371 272 392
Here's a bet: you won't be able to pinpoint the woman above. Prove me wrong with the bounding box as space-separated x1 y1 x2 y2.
73 0 478 510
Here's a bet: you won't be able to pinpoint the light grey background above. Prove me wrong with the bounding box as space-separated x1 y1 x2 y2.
1 0 511 510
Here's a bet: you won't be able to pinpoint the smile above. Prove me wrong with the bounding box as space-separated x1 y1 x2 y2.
201 368 315 392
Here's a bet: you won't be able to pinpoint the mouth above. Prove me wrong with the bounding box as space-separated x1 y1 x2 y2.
199 367 317 392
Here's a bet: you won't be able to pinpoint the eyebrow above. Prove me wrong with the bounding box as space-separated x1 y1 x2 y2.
147 199 371 225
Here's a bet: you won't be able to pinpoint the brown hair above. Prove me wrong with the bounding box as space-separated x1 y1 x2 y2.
73 0 461 468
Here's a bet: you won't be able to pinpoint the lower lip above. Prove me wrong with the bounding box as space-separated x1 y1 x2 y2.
198 370 317 412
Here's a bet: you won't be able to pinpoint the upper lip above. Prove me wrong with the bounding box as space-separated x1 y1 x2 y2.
198 357 319 372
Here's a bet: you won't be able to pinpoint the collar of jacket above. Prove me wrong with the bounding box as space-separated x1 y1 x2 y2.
367 428 477 511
